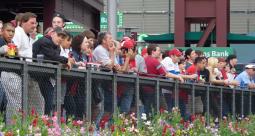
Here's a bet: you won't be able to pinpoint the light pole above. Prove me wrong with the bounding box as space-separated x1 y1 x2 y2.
108 0 117 39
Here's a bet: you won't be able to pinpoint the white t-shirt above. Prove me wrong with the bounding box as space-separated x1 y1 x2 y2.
161 57 180 94
13 26 34 61
161 57 180 75
60 46 69 58
93 45 112 66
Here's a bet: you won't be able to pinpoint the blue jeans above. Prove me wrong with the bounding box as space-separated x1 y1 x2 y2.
140 91 156 115
118 84 134 113
163 93 186 117
37 78 54 115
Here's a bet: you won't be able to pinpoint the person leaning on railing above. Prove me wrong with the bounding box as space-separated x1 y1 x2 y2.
0 22 16 119
32 27 75 115
161 48 197 116
235 64 255 114
235 64 255 89
207 57 239 87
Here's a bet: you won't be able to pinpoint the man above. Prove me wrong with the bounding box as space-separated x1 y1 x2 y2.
33 27 74 115
12 12 37 61
92 32 116 123
141 44 183 114
185 48 197 69
60 32 72 58
226 54 238 76
116 38 147 113
52 13 65 28
186 57 209 114
235 64 255 89
161 48 196 115
235 64 255 114
33 27 73 66
93 32 115 69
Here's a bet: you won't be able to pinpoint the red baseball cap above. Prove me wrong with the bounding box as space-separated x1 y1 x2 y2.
168 48 182 57
121 40 135 49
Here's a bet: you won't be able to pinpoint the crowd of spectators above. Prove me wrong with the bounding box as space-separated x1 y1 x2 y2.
0 12 255 124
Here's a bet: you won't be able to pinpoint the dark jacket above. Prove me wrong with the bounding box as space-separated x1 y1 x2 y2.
33 36 68 64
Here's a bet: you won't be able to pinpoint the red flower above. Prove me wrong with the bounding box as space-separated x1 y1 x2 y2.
110 125 115 132
160 107 165 114
72 120 79 127
190 115 196 122
60 117 65 124
99 115 110 129
89 126 94 132
4 131 13 136
121 127 126 132
32 118 38 127
162 124 172 136
31 108 36 116
184 121 189 128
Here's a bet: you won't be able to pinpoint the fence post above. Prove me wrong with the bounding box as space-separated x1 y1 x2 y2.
136 77 140 126
22 62 28 125
174 80 179 107
56 66 61 124
113 74 117 115
206 85 210 125
192 84 195 115
156 80 160 113
232 89 236 120
86 70 92 123
249 90 252 115
220 87 223 119
241 90 244 116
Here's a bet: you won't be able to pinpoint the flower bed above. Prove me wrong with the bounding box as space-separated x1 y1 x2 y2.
1 108 255 136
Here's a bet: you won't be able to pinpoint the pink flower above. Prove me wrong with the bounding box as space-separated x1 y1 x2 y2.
80 127 85 134
48 128 54 136
77 120 83 125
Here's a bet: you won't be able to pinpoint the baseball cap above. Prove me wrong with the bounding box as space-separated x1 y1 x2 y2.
53 13 65 21
121 40 135 49
245 64 255 69
168 48 182 57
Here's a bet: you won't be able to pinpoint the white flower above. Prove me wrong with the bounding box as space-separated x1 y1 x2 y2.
124 119 129 125
145 121 151 126
16 129 20 135
148 126 154 130
141 113 147 120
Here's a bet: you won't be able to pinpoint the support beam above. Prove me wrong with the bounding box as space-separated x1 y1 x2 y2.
198 19 216 46
216 0 228 47
43 0 55 31
174 0 185 47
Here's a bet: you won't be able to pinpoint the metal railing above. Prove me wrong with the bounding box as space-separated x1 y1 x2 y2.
0 58 254 125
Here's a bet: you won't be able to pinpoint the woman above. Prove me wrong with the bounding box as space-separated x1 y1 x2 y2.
207 57 239 116
64 34 90 120
207 57 239 86
70 34 90 68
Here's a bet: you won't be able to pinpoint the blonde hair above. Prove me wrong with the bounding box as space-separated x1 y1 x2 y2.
207 57 218 68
